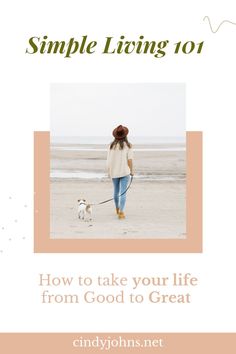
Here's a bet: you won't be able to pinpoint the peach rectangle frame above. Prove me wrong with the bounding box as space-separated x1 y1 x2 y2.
34 131 202 253
0 333 235 353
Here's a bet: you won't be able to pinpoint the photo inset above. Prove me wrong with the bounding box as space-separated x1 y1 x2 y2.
50 83 186 239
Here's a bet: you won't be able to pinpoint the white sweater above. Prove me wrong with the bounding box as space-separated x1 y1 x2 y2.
107 144 133 178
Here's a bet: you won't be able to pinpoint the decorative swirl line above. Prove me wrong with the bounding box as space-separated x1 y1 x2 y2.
203 16 236 33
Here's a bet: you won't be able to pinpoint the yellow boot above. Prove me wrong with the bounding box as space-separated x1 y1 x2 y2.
116 208 120 215
118 211 125 219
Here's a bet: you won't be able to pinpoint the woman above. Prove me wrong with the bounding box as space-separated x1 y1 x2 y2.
107 125 134 219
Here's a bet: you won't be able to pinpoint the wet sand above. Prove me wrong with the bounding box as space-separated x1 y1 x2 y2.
50 145 186 239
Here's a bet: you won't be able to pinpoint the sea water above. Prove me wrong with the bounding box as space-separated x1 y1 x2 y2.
50 170 185 181
50 136 186 181
51 135 186 145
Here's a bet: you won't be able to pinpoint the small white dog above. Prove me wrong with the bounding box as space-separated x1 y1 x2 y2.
77 199 92 221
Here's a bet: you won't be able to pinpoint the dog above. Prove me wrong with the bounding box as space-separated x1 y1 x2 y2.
77 199 92 221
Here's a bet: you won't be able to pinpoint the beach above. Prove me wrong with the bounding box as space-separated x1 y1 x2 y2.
50 141 186 239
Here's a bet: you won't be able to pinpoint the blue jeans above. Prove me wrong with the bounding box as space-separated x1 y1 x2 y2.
112 175 130 212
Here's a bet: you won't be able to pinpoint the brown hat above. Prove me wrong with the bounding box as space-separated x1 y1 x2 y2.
112 125 129 140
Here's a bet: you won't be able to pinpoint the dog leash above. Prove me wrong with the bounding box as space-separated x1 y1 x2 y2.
91 175 133 206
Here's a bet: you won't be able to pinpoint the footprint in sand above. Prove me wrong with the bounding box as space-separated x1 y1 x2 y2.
123 229 138 234
178 232 186 238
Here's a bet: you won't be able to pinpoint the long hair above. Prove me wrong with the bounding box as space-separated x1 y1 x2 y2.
110 137 132 150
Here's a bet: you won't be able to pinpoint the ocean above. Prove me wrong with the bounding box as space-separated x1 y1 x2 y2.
50 136 186 182
51 135 186 145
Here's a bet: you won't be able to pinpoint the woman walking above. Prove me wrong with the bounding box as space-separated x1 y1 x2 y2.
107 125 134 219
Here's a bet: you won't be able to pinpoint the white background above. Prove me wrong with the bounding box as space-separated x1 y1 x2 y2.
0 0 236 332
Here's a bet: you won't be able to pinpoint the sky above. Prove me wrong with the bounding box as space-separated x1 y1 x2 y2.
50 83 185 137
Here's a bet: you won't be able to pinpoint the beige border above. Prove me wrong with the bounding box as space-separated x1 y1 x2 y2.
0 333 235 353
34 131 202 253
